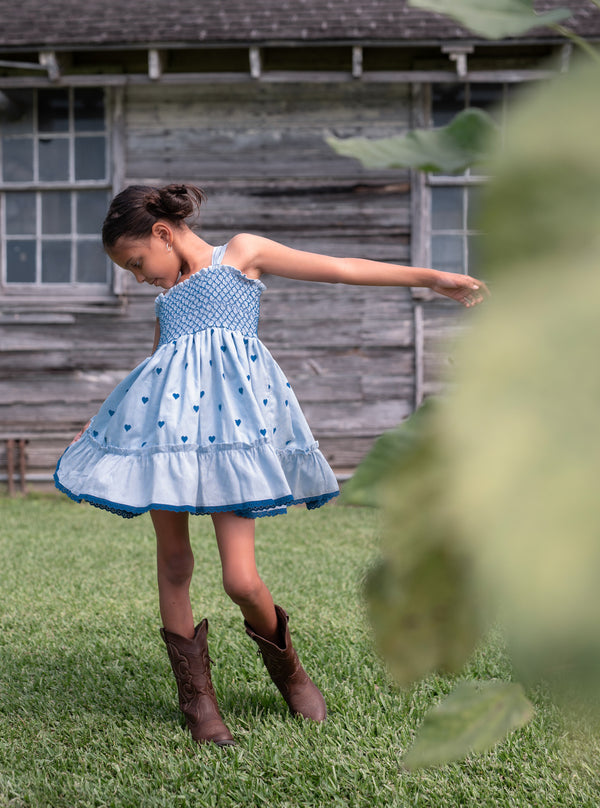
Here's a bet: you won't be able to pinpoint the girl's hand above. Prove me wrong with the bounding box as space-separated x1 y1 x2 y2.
430 271 490 307
70 420 91 446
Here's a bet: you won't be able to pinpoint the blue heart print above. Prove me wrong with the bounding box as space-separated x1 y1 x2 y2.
142 396 149 404
209 436 216 443
108 410 115 416
263 399 268 406
172 393 180 399
124 424 132 431
181 436 188 443
251 355 257 362
158 421 165 428
156 368 162 375
238 388 244 394
193 405 200 412
200 391 205 398
260 429 267 436
235 419 241 426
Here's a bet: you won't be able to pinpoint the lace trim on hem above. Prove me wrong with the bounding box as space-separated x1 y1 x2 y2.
53 470 339 520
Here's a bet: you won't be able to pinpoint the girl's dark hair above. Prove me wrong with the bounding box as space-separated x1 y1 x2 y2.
101 184 206 249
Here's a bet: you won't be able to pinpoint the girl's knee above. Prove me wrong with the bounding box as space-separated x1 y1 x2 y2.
158 547 195 587
222 573 264 607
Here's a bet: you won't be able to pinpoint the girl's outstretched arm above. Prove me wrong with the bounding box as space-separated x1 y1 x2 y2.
227 234 489 307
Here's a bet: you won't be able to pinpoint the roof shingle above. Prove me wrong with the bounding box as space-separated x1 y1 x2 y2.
0 0 598 49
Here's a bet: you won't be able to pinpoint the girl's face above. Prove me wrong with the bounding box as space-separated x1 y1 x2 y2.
108 232 180 289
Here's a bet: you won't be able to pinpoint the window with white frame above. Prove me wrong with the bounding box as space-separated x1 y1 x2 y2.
427 82 520 277
0 87 112 293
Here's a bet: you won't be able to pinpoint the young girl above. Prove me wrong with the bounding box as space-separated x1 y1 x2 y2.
54 184 488 748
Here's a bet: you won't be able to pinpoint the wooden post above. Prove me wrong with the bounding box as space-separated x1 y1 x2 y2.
6 439 15 497
19 439 27 494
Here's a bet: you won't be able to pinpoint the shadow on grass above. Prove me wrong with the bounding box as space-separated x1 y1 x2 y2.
4 642 291 735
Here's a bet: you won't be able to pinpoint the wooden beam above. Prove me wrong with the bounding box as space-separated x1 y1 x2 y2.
39 51 61 82
148 49 164 81
249 46 262 79
352 45 363 79
0 68 557 89
441 45 474 79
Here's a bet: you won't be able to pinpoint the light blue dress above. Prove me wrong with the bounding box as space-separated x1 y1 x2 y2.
54 245 339 518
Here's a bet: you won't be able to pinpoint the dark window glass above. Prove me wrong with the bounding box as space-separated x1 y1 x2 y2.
74 88 105 132
42 240 71 282
42 191 71 234
0 89 34 135
432 84 466 126
6 239 36 282
74 136 106 180
77 189 110 234
6 192 36 235
38 138 70 181
2 138 34 182
77 241 108 283
38 89 70 133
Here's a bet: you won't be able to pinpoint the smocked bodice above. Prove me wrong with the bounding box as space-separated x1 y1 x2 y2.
154 264 265 347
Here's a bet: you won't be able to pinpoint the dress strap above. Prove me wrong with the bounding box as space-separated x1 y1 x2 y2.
211 244 228 266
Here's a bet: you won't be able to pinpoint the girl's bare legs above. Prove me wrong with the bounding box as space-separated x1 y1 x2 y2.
152 509 195 638
211 511 279 643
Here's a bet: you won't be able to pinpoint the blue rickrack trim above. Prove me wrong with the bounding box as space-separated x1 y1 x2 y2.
54 465 339 521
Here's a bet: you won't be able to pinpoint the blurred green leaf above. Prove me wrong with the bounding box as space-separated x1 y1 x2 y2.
408 0 571 39
402 681 534 770
327 109 497 174
442 62 600 695
365 545 480 686
341 397 438 508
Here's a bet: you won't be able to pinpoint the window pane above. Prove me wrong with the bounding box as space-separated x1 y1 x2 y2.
2 138 34 181
432 84 466 126
38 138 70 181
432 187 463 230
0 89 34 135
432 234 464 273
74 89 105 132
42 240 71 282
468 83 504 122
74 136 106 180
77 189 110 234
6 239 36 283
467 186 484 231
42 191 72 235
77 241 109 283
6 192 36 235
38 89 70 133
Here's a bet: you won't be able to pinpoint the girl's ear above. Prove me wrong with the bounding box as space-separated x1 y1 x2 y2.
152 221 174 245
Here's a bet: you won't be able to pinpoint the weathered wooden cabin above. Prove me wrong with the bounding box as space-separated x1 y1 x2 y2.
1 0 599 490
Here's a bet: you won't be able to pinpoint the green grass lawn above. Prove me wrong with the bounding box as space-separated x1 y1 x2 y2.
0 494 598 808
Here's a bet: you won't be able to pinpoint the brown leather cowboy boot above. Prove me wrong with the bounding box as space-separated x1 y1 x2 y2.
245 604 326 722
160 619 235 747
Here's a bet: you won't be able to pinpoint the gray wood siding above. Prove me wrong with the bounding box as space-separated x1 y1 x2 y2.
0 80 465 487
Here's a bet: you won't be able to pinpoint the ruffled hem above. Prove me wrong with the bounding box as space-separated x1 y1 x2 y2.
53 472 338 520
54 431 339 520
